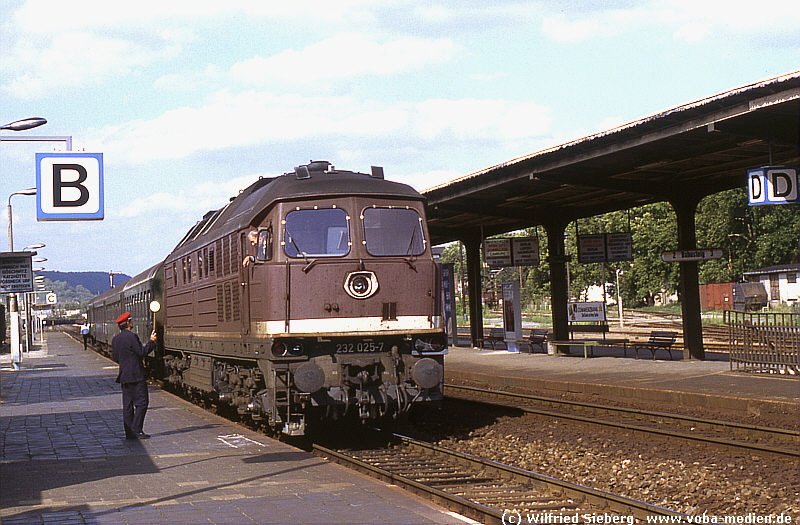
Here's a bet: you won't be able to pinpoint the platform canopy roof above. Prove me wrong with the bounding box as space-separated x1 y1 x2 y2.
423 71 800 246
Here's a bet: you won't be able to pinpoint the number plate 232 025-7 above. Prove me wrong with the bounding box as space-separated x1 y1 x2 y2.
335 341 385 353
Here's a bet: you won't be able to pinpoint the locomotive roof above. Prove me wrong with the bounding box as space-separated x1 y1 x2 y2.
167 163 425 260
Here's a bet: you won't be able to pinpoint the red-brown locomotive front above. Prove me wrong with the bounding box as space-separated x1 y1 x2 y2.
89 161 446 435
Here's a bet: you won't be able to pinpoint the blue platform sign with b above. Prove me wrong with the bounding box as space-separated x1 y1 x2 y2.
747 167 798 205
36 152 104 220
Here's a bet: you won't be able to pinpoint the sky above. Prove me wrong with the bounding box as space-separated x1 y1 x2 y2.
1 0 799 278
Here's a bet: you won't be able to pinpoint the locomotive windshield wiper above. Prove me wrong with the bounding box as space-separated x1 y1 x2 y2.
284 229 309 263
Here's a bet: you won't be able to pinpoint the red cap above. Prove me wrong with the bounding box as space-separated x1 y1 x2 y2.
116 312 131 324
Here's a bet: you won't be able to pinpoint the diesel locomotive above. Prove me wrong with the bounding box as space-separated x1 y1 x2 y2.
88 161 447 435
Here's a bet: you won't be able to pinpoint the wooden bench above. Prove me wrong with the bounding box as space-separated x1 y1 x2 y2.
485 328 506 350
632 331 679 360
549 338 629 358
524 328 549 353
484 327 550 352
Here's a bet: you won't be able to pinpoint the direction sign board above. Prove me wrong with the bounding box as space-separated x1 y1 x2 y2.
36 152 104 220
605 233 633 262
577 234 606 263
484 237 540 267
512 237 539 265
748 166 799 205
661 249 723 262
0 252 34 293
484 238 513 267
578 233 634 263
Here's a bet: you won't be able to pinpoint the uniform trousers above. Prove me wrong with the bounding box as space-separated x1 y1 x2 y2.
121 380 149 437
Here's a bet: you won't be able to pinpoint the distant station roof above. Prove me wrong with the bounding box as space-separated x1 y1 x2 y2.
424 71 800 245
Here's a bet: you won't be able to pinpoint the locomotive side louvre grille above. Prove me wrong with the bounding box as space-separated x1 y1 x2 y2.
220 237 229 278
208 248 215 275
382 302 397 321
215 239 223 278
229 233 239 275
224 281 233 322
231 278 241 321
216 284 225 322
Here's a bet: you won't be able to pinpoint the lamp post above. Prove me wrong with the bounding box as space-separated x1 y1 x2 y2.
2 117 48 370
5 191 38 370
616 268 624 328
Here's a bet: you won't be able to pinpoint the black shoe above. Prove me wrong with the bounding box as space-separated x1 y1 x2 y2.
125 433 138 440
137 432 151 439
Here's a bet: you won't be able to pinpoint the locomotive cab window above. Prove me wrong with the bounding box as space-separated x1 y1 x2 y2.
283 208 350 258
362 207 426 256
257 226 273 261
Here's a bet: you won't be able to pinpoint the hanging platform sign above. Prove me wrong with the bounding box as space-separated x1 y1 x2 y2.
577 233 633 263
661 248 723 262
748 166 799 205
484 237 540 267
484 238 512 267
511 237 540 265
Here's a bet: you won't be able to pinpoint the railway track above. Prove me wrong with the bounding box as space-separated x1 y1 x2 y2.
314 433 693 524
445 384 800 458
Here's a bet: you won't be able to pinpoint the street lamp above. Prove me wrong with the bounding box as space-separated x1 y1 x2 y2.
7 189 37 252
5 191 38 371
0 117 47 131
2 117 47 371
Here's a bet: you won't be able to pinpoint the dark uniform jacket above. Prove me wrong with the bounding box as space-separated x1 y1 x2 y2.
111 329 155 384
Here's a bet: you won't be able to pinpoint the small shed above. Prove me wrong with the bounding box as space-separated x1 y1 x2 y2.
700 282 768 311
742 264 800 308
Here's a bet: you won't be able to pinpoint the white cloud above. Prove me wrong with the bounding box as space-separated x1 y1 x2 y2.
115 173 263 218
230 33 458 85
539 1 800 44
91 91 551 165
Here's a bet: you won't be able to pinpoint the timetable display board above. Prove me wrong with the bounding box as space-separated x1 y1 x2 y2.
0 252 34 294
577 233 633 263
484 237 540 267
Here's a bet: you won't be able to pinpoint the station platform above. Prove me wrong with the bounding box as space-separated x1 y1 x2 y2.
444 345 800 421
0 333 474 525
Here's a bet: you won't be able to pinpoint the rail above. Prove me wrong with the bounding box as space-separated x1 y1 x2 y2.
314 433 695 524
445 383 800 458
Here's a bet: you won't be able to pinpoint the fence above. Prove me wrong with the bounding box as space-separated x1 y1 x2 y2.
724 311 799 374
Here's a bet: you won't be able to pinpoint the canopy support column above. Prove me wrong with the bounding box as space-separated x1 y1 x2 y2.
671 196 705 360
544 220 570 347
463 233 484 348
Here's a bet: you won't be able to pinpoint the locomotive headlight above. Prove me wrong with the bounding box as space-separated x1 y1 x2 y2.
272 341 304 357
344 271 379 299
271 341 287 357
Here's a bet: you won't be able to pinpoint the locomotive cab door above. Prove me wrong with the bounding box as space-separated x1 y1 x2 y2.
239 231 251 335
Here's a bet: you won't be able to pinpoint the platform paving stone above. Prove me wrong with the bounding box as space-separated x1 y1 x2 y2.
2 332 473 524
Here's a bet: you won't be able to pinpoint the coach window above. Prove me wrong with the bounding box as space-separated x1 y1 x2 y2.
257 225 273 261
283 208 350 258
362 207 426 256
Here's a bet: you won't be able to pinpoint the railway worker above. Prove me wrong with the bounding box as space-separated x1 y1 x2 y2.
79 319 90 350
111 312 157 440
242 228 258 267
